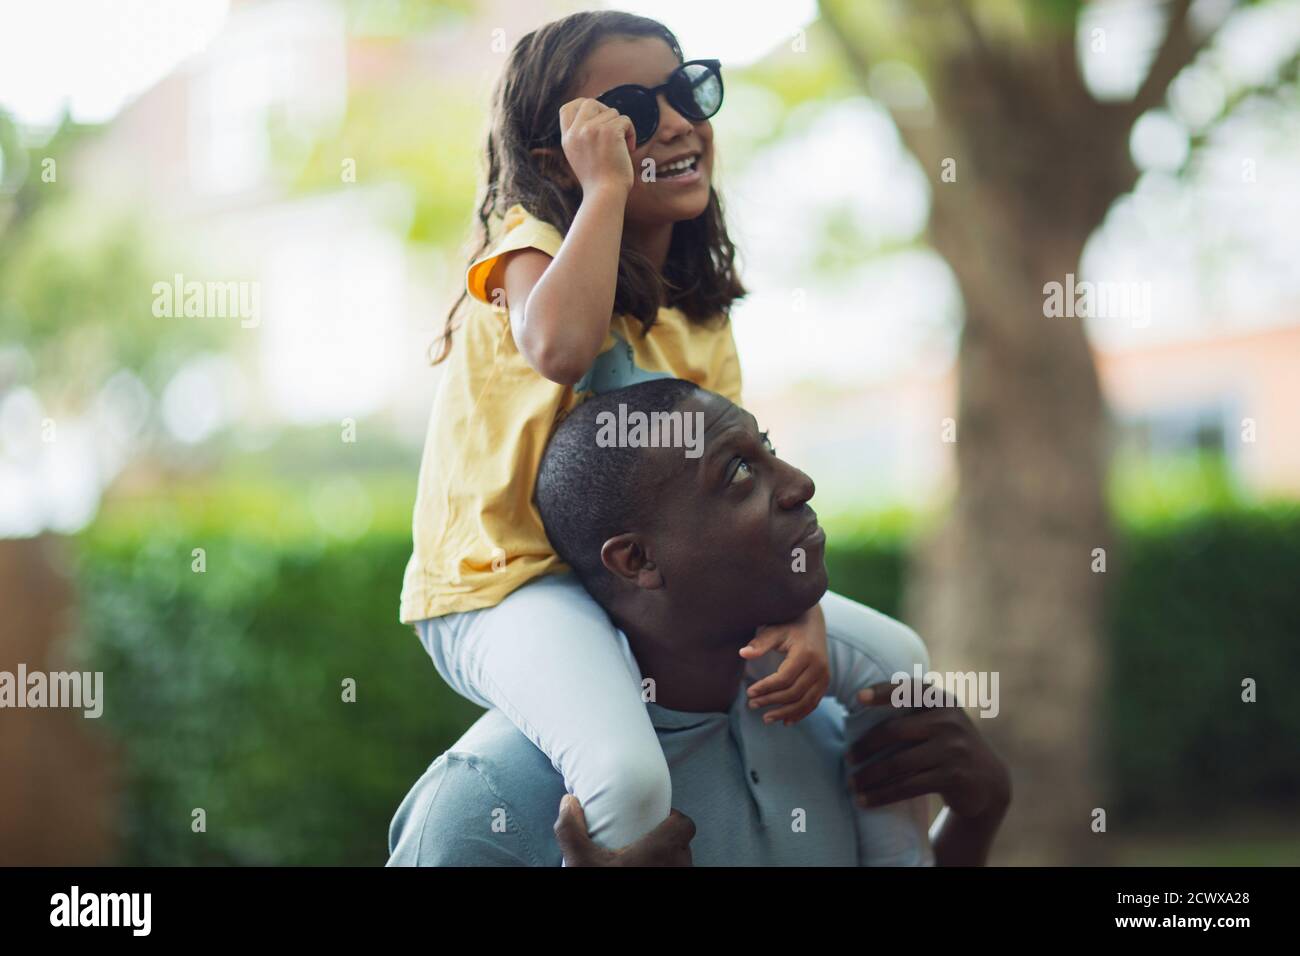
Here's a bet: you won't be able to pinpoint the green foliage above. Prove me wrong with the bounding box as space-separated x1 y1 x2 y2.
73 495 1299 863
0 118 227 410
1024 0 1086 32
1105 503 1300 820
821 511 911 619
291 81 485 248
75 521 481 865
733 19 859 116
341 0 474 37
1109 451 1244 526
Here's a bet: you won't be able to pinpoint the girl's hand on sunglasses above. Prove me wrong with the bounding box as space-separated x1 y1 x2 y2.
558 97 637 197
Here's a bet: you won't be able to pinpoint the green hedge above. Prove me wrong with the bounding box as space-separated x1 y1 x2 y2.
76 527 480 865
1105 505 1300 819
73 502 1300 863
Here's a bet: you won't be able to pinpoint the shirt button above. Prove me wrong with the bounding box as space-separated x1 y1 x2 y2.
750 769 760 784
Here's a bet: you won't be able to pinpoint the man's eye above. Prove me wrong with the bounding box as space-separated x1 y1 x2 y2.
759 430 776 455
729 458 753 484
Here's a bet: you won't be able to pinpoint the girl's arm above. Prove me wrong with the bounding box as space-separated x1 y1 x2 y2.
493 99 636 385
497 185 627 384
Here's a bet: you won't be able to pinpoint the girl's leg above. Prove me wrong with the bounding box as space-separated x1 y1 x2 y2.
416 573 670 850
820 591 936 865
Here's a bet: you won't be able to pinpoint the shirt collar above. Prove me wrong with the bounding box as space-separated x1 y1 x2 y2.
646 687 747 731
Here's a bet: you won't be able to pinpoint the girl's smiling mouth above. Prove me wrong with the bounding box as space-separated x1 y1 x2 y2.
657 153 702 182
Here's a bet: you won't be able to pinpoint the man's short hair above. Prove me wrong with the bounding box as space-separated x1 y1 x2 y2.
535 378 701 596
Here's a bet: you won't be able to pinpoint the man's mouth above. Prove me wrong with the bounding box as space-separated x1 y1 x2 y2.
794 518 825 550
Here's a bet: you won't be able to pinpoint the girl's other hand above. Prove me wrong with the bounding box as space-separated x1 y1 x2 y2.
558 97 636 197
739 604 831 726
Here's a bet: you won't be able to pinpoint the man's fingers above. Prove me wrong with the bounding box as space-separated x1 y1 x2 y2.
847 711 942 764
859 678 958 709
626 809 696 866
850 739 941 793
654 808 698 846
854 769 945 809
856 680 905 707
552 795 601 866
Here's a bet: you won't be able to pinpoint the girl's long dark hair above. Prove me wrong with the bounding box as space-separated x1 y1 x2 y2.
431 10 747 364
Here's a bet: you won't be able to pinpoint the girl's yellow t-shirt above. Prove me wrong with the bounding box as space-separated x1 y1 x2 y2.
399 203 744 623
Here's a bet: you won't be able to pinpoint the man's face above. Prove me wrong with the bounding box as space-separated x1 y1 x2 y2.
633 391 829 640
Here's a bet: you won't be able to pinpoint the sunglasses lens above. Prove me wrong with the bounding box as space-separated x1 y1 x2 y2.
673 62 723 120
599 87 658 145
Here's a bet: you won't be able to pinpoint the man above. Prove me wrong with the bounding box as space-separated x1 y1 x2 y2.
388 380 1010 866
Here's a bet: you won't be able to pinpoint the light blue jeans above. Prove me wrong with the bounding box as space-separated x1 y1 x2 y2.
416 571 933 855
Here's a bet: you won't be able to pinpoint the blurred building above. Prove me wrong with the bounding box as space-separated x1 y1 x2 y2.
22 0 1300 522
63 0 473 446
749 319 1300 511
1103 320 1300 494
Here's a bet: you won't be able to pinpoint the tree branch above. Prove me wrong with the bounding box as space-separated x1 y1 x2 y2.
1126 0 1221 122
947 0 1024 121
817 0 945 169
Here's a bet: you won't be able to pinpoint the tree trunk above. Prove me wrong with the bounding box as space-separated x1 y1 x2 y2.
901 45 1123 865
816 0 1217 864
905 221 1113 865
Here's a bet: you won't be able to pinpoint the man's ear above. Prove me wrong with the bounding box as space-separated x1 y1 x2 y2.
529 146 577 191
600 533 664 590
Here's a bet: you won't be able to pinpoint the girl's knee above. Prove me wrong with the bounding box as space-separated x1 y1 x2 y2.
582 747 672 841
614 754 672 822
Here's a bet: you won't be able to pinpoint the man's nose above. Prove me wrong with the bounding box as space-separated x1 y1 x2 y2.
775 462 815 511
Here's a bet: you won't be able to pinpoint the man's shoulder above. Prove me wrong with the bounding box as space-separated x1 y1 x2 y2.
386 711 566 867
829 596 932 677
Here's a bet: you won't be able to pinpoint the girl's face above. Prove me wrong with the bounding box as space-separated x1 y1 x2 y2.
565 36 714 227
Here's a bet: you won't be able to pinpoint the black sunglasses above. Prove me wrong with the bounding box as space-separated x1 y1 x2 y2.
538 58 724 148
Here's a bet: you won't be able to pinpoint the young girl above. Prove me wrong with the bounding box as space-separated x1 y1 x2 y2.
401 10 933 861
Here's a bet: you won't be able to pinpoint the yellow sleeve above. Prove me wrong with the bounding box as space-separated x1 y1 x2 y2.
465 204 565 306
712 321 744 407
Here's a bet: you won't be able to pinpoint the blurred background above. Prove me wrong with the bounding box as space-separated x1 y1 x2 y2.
1 0 1297 865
